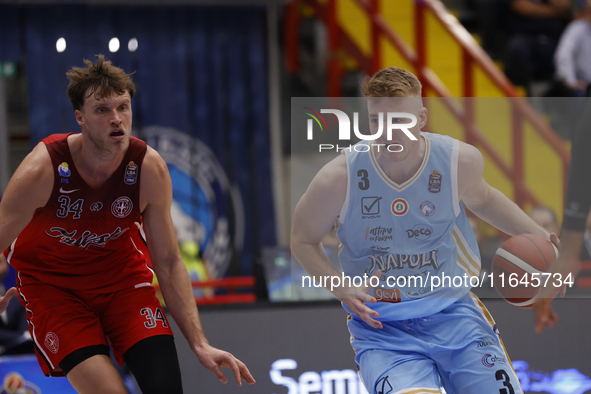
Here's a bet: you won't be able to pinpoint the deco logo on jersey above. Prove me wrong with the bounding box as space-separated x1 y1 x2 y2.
406 224 432 240
112 197 133 218
428 170 442 193
361 197 381 216
391 198 409 216
419 200 436 217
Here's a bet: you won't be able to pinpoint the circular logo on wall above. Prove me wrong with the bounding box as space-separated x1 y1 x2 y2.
112 196 133 218
45 332 59 354
142 126 245 278
391 198 409 216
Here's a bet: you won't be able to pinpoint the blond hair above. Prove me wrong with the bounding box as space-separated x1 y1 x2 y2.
361 67 422 97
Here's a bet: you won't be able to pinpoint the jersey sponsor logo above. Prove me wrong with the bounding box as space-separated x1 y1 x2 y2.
391 198 409 216
406 286 432 298
364 226 393 242
419 200 436 217
58 162 70 177
361 196 381 215
375 375 393 394
428 170 442 193
366 246 439 274
44 332 59 354
112 196 133 218
375 287 401 303
46 226 129 249
406 224 433 241
124 161 138 185
59 187 79 194
477 337 496 348
90 202 103 212
482 354 507 368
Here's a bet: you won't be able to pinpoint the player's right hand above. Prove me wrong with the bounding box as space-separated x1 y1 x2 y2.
0 287 16 314
335 269 383 329
194 343 256 386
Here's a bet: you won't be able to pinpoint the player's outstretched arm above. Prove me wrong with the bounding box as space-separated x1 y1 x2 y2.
291 155 383 329
140 147 255 386
458 142 564 330
0 142 53 253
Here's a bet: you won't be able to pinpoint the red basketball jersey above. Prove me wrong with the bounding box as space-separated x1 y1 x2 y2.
8 133 154 292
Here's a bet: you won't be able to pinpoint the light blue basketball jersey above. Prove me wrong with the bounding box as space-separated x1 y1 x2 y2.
336 132 481 320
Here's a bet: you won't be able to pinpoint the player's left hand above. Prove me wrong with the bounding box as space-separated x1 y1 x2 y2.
548 232 560 252
532 297 559 333
533 232 576 333
194 343 256 386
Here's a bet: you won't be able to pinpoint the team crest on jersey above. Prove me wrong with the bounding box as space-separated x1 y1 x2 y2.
419 200 436 217
428 170 442 193
124 161 138 185
112 197 133 218
90 202 103 212
44 332 59 354
391 198 408 216
58 162 71 177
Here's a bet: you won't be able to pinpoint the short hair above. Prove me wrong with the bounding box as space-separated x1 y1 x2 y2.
66 54 135 111
361 67 422 97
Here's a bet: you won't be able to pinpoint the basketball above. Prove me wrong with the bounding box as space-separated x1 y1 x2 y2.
4 372 24 393
491 234 559 308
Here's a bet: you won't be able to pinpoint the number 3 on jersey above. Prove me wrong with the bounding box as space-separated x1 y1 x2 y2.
141 307 169 329
358 169 369 190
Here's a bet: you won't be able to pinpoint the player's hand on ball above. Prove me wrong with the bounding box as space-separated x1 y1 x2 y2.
335 269 383 329
194 343 255 386
0 287 16 314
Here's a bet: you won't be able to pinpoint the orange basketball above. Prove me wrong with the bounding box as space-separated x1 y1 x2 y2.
491 234 558 308
4 372 24 393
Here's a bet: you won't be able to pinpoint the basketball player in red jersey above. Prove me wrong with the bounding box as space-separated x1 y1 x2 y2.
0 55 255 393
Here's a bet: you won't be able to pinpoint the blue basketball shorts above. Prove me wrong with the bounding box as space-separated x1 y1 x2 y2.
347 293 523 394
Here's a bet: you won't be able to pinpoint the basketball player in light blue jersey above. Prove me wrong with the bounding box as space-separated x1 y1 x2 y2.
291 67 559 394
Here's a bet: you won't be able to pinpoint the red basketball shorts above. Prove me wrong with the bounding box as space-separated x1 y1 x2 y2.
16 273 173 377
